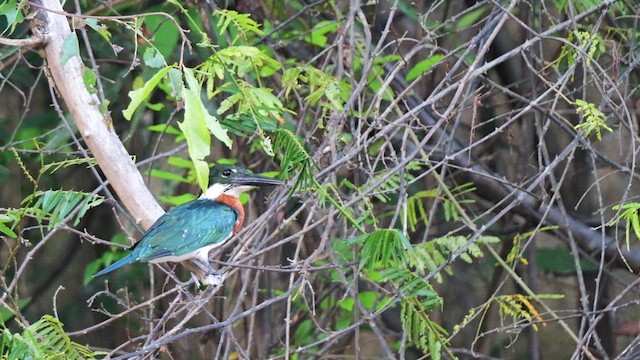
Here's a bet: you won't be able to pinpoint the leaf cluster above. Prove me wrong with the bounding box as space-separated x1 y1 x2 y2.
0 315 106 359
348 229 498 357
0 190 104 238
574 99 612 141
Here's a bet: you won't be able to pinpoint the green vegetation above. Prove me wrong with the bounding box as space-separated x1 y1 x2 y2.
0 0 638 359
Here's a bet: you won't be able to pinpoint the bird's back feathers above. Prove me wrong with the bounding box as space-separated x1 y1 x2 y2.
94 199 238 277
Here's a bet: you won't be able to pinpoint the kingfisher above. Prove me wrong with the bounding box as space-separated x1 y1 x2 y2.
94 164 282 279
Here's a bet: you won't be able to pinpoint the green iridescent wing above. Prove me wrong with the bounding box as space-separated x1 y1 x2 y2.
132 199 238 262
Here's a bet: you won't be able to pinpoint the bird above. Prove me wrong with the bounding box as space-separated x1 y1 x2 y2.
94 164 283 279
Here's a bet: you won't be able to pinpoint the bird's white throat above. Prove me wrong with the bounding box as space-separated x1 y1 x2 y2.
200 183 253 200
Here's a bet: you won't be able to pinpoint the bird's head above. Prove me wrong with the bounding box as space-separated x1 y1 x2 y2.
201 164 283 200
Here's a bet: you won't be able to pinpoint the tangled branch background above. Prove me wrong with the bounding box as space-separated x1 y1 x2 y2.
1 0 640 359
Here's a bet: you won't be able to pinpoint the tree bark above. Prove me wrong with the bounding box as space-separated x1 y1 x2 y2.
27 0 216 283
29 0 164 229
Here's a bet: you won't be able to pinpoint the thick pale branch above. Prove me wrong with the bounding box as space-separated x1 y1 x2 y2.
28 0 164 229
27 0 214 282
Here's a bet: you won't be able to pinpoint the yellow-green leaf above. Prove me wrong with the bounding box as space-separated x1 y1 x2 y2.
181 68 233 190
406 54 444 81
122 66 173 120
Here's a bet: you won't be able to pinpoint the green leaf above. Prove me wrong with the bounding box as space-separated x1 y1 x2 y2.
358 291 377 309
166 68 183 98
122 66 173 120
181 68 232 190
217 92 243 115
185 69 233 149
83 258 105 285
60 33 79 66
143 47 166 68
1 315 105 359
180 95 211 190
22 190 104 230
273 128 312 182
0 298 30 323
574 99 612 141
0 219 17 238
159 193 197 206
405 54 444 81
351 229 413 270
84 18 111 43
304 21 339 47
184 68 232 148
282 65 349 111
147 123 182 136
148 169 190 183
0 0 25 35
144 14 180 58
455 7 486 29
337 297 354 311
82 67 97 95
214 9 264 39
167 156 195 168
293 319 313 345
374 54 402 64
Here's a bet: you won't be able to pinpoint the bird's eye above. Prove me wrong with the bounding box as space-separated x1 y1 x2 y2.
222 169 232 177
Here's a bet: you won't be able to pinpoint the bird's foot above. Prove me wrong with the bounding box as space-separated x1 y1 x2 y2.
191 259 224 287
202 272 223 287
191 271 223 288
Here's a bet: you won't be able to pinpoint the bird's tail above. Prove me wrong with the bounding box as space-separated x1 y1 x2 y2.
94 253 138 277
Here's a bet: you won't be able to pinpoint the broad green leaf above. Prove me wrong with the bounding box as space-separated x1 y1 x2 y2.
0 220 16 238
82 67 97 95
358 291 377 309
122 66 173 120
147 123 182 136
159 193 197 206
60 33 79 66
184 68 232 149
201 110 231 145
456 7 486 29
180 89 212 191
167 156 195 168
374 54 402 64
144 14 180 58
166 68 183 98
405 54 444 81
143 47 165 68
304 20 339 47
148 169 190 183
83 257 105 285
0 0 24 35
338 298 355 311
84 19 111 43
336 315 351 330
181 68 232 190
293 319 313 345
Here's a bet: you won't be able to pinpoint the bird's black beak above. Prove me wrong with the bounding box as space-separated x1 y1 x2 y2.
231 173 284 187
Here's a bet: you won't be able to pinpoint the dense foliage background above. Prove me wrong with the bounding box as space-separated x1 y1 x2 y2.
1 0 640 359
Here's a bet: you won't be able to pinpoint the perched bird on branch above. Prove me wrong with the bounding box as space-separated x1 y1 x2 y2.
94 164 282 281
